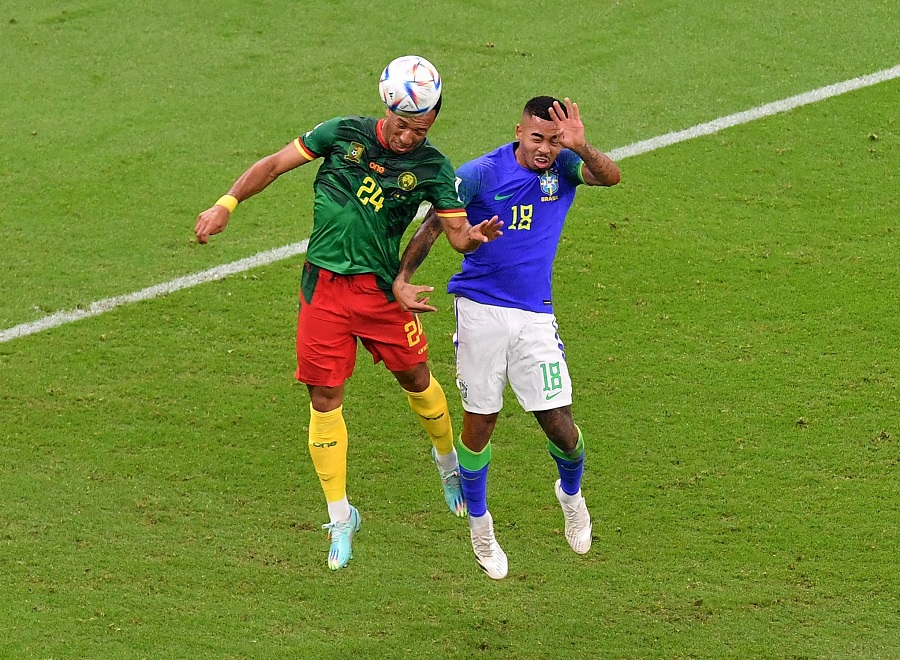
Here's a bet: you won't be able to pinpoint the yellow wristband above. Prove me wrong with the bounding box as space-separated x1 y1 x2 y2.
215 194 239 213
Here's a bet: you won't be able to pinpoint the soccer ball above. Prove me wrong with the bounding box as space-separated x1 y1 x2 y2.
378 56 442 117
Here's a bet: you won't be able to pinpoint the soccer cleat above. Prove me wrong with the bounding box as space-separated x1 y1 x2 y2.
322 505 361 571
469 510 508 579
432 447 468 518
555 479 592 554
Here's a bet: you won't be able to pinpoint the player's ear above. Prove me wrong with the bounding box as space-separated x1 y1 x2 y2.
515 124 522 141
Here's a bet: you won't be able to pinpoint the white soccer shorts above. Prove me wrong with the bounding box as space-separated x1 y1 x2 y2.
453 296 573 414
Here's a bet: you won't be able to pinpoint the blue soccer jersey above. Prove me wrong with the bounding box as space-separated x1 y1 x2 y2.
448 143 584 313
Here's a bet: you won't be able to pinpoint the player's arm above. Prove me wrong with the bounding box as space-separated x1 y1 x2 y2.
426 160 504 256
437 208 504 254
549 97 621 187
195 139 314 244
393 206 445 313
575 143 620 187
392 205 503 312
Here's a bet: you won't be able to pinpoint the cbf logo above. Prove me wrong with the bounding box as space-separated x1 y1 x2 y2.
457 378 468 401
539 171 559 201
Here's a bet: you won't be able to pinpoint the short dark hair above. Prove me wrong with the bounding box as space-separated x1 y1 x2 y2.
432 95 443 118
523 96 566 121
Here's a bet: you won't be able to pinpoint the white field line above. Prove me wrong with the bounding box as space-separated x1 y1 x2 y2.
605 64 900 161
3 64 899 344
0 241 308 343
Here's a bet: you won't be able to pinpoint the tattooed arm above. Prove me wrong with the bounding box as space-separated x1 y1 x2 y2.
573 141 621 186
392 207 445 313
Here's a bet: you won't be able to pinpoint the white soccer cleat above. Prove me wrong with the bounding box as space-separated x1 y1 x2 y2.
469 510 508 579
555 479 592 554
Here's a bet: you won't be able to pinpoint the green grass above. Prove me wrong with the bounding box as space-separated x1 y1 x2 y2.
2 0 900 658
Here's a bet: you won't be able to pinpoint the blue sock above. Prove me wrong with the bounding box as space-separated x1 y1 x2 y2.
459 464 489 518
549 430 585 496
551 452 584 496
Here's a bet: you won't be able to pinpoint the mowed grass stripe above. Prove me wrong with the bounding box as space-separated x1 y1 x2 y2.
3 63 898 345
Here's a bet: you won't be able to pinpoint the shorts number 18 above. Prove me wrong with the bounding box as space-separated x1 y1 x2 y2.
540 361 563 392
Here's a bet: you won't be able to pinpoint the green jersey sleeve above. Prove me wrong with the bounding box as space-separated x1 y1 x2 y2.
427 157 465 212
297 117 343 157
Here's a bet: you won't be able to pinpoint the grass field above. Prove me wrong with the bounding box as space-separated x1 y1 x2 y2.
2 1 899 658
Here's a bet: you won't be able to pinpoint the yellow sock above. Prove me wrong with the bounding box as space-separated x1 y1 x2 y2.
308 404 348 503
405 374 454 455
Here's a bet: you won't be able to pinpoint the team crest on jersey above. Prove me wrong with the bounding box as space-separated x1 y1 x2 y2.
345 142 365 163
540 171 559 201
398 172 418 191
457 379 468 401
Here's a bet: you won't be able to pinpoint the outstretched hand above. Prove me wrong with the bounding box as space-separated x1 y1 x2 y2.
467 215 504 244
548 98 587 152
392 279 438 313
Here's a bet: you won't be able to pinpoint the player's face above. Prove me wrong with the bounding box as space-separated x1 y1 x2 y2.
382 109 437 154
514 113 563 172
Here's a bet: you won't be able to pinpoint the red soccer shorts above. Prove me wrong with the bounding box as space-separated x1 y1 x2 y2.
295 264 429 387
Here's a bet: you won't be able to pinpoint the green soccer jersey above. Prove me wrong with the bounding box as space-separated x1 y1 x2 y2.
295 116 463 287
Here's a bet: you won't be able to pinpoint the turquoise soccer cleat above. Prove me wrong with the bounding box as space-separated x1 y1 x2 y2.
322 506 361 571
432 447 468 518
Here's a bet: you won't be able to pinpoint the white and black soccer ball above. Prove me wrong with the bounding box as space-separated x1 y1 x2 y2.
378 56 442 117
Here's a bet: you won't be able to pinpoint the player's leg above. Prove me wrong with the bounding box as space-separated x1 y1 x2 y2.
393 362 467 517
308 384 350 522
307 385 361 570
509 312 592 554
454 297 510 578
457 411 496 516
349 274 464 517
459 411 506 579
296 264 360 570
535 405 584 496
393 362 455 466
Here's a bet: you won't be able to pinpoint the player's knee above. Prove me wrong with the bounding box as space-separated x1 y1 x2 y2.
536 409 578 451
394 363 432 392
548 429 579 454
308 385 344 412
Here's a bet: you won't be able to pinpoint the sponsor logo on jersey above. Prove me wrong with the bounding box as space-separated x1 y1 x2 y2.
369 161 386 174
494 192 514 201
398 172 418 191
540 171 559 202
345 142 365 163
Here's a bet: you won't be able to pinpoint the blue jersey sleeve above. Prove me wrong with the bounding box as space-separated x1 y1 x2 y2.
455 159 488 207
557 149 585 186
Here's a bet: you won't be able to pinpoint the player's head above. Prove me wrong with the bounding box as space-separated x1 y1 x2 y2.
523 96 566 122
515 96 566 172
382 97 442 154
